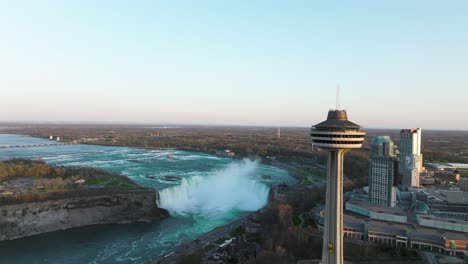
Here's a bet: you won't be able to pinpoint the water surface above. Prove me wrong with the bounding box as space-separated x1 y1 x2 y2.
0 134 294 264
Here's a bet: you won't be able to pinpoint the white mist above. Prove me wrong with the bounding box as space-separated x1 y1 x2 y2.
158 159 269 216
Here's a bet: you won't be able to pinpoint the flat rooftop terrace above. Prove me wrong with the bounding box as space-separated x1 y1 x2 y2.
418 214 468 225
411 189 468 204
347 196 406 216
344 211 468 242
426 162 468 170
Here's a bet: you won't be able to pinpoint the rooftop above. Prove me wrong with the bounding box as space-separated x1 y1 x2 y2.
418 214 468 226
313 110 362 131
412 189 468 205
344 211 468 242
426 163 468 170
347 196 406 216
371 136 394 145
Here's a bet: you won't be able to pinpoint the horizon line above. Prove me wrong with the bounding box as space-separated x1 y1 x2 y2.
0 120 467 132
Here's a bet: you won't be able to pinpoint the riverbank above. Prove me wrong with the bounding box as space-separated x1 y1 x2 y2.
0 188 169 241
0 134 293 263
149 213 255 263
0 159 169 241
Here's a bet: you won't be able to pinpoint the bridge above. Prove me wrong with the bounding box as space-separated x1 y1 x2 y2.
0 143 74 149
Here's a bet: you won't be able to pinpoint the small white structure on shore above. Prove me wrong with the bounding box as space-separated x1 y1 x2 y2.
75 179 86 184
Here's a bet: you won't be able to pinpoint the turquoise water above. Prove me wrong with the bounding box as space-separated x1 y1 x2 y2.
0 134 294 264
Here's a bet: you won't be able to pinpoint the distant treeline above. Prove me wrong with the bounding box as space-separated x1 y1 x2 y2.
0 159 65 182
5 125 468 165
0 159 144 205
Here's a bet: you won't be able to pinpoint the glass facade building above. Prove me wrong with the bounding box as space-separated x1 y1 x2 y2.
368 136 397 207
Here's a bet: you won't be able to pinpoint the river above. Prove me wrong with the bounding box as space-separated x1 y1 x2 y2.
0 134 294 264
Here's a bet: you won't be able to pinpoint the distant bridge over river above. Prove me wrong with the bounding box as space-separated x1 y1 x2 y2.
0 142 75 149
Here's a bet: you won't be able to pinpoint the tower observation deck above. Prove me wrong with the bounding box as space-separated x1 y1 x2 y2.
311 109 365 264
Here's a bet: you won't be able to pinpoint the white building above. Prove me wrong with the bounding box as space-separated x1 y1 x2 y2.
400 128 423 188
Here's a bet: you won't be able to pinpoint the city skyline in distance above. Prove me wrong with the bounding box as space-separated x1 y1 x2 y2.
1 1 467 130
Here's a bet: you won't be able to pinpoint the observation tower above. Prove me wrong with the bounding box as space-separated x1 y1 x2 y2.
311 109 365 264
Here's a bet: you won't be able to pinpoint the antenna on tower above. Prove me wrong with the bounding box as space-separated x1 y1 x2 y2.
336 85 341 110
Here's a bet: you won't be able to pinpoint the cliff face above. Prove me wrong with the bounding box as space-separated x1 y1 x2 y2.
0 188 168 241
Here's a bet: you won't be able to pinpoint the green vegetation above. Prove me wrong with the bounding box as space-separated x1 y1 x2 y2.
292 211 301 226
0 159 140 205
304 218 316 227
302 176 311 186
179 250 203 264
0 159 65 182
213 237 228 245
203 244 216 252
306 167 326 178
0 159 135 184
229 226 245 237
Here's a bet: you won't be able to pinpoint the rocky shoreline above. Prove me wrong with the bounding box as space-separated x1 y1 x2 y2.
0 188 168 241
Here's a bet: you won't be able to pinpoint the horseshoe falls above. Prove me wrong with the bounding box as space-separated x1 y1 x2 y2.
158 159 270 216
0 134 295 264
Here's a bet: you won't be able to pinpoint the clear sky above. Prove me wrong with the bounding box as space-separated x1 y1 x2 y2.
1 1 467 130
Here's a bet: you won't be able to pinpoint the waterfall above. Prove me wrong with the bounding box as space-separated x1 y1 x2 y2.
157 159 269 216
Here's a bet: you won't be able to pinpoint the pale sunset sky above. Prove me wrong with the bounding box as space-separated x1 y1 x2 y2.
0 1 467 130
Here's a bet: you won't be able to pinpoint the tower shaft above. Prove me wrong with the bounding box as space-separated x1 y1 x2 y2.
311 109 365 264
322 149 346 264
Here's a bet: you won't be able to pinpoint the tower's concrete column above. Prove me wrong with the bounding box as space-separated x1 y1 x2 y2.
322 149 347 264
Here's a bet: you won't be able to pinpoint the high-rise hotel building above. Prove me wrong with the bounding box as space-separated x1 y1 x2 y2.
368 136 398 207
400 128 423 187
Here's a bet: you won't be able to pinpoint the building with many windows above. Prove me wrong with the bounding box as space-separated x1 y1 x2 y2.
315 210 468 257
368 136 398 207
400 128 423 188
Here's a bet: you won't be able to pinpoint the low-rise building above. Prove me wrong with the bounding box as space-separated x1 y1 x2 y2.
434 170 460 183
316 210 468 257
420 175 435 185
417 215 468 233
459 178 468 192
413 189 468 214
345 196 407 223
